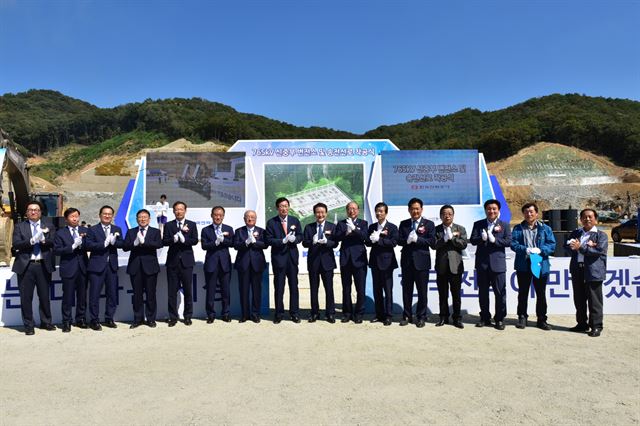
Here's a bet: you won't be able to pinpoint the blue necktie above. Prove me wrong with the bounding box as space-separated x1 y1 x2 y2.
412 221 418 231
32 223 41 256
318 224 323 238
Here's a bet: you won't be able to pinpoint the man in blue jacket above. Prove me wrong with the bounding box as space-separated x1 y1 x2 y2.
53 208 89 333
511 202 556 330
566 208 608 337
470 199 512 330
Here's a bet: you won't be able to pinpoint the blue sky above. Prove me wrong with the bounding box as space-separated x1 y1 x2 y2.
1 0 638 133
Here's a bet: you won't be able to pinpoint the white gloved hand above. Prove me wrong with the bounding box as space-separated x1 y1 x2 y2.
481 229 488 241
407 230 418 244
346 218 356 232
72 236 83 249
318 234 327 244
487 231 496 244
110 234 117 245
173 233 180 243
526 247 532 255
370 230 380 244
249 232 256 244
215 233 224 246
312 234 319 245
32 230 44 244
287 232 296 243
138 231 145 245
178 232 185 243
245 236 253 246
530 247 541 254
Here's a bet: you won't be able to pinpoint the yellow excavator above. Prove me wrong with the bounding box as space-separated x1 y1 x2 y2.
0 129 64 266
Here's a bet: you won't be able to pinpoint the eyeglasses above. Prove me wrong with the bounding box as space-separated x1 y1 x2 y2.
27 208 41 212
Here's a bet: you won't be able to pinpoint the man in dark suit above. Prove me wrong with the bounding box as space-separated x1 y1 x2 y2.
366 202 399 326
397 197 436 328
53 208 89 333
470 199 512 330
233 210 268 323
85 205 124 330
163 201 198 327
264 197 303 324
432 204 468 329
122 209 163 328
201 206 234 323
566 208 608 337
335 201 368 324
11 200 57 335
302 203 338 323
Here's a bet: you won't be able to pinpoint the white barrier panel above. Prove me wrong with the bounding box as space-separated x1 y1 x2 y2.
0 264 270 327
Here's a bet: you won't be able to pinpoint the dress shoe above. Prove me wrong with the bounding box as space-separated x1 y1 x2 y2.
399 317 412 326
354 316 363 324
62 322 71 333
273 317 282 324
89 321 102 331
129 322 142 329
569 324 589 333
416 319 426 328
102 320 117 329
588 328 602 337
206 317 215 324
341 315 351 323
40 323 57 331
25 328 35 336
536 321 552 331
75 320 89 329
435 317 448 327
184 318 192 326
168 319 177 327
291 315 301 324
251 316 261 324
476 320 492 328
494 321 505 330
326 315 336 324
146 321 157 328
383 318 392 326
308 314 318 323
239 318 247 323
516 316 527 329
453 320 464 329
370 317 382 323
221 315 232 323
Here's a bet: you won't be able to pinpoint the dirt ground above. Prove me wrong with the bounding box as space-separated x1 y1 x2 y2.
1 310 638 425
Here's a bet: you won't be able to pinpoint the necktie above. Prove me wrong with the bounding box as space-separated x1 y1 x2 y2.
177 221 182 230
103 226 110 236
282 220 287 234
140 227 145 237
32 223 41 256
72 227 78 239
317 223 323 237
216 225 221 236
412 221 418 231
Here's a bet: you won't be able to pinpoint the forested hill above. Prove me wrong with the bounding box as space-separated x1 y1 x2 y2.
1 90 638 168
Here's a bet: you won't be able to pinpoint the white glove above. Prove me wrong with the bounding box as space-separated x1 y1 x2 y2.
370 230 380 244
245 236 253 246
215 233 224 246
173 233 180 243
481 229 488 241
346 218 356 232
487 231 496 244
178 232 185 243
526 247 532 255
287 232 296 243
530 247 541 254
134 231 144 246
249 232 256 244
32 230 44 244
72 236 83 249
110 233 118 245
312 234 319 245
407 230 417 244
318 234 327 244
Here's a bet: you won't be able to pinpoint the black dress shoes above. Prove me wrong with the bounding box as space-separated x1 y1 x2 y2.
273 317 282 324
251 316 261 324
453 320 464 329
222 315 232 323
75 320 89 329
147 321 157 328
130 322 142 329
40 323 57 331
184 318 192 326
588 328 602 337
308 314 318 323
326 315 336 324
569 324 589 332
494 321 505 330
416 319 426 328
516 316 527 329
239 318 247 323
24 328 35 336
62 322 71 333
435 317 448 327
89 321 102 331
476 320 492 328
353 316 363 324
383 318 392 326
370 317 382 323
536 321 551 331
341 315 351 323
102 320 117 329
168 319 177 327
399 317 412 326
207 317 215 324
291 315 301 324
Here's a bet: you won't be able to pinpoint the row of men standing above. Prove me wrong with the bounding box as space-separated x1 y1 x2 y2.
12 197 607 337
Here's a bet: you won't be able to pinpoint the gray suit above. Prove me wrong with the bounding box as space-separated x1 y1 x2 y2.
433 223 468 320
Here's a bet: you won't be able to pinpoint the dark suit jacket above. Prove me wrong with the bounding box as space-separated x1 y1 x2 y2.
264 215 303 268
162 219 198 268
470 218 512 272
397 217 436 271
302 221 337 272
85 223 124 273
566 228 608 281
433 223 468 275
11 219 56 275
365 221 399 271
53 226 89 279
122 226 162 275
335 218 368 269
201 223 234 273
233 225 267 272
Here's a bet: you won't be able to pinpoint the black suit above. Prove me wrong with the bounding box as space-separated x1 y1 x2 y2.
336 218 368 319
85 223 124 323
433 223 468 320
53 226 89 324
397 217 436 321
201 223 234 319
366 221 399 321
302 221 338 317
233 226 268 320
123 226 162 323
12 220 56 330
163 219 198 321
